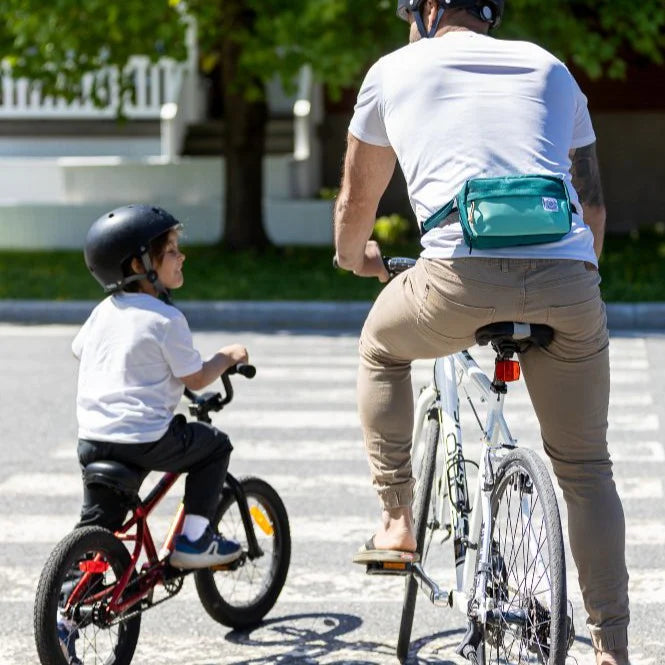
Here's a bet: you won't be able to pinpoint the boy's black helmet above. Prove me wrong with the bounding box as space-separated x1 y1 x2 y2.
84 204 180 293
397 0 505 29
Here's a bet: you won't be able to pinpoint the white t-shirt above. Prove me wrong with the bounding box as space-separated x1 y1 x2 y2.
72 293 203 443
349 31 597 264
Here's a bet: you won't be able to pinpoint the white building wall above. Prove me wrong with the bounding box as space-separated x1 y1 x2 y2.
0 156 333 248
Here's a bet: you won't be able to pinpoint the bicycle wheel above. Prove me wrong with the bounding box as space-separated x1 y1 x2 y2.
195 476 291 630
34 526 141 665
396 412 439 663
480 448 566 665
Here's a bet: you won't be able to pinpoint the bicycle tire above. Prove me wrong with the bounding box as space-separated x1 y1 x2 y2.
479 448 566 665
195 476 291 630
396 413 439 663
34 526 141 665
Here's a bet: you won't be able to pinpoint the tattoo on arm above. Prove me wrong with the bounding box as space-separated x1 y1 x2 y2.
570 143 605 207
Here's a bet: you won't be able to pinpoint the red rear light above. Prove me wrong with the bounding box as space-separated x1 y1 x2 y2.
495 360 520 382
79 560 109 574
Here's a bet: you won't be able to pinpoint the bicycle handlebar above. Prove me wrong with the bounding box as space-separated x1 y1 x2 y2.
383 256 416 277
186 363 256 423
226 362 257 379
332 254 416 279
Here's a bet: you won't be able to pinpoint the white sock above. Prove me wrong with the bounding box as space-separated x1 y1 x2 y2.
181 514 209 542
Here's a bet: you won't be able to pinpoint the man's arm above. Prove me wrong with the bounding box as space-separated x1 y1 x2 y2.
569 142 606 259
334 133 397 280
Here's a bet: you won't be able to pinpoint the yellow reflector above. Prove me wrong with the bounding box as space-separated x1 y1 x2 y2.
250 506 274 535
383 562 407 570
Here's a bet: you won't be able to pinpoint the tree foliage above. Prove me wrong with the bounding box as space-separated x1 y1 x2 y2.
0 0 662 108
0 0 663 249
503 0 665 79
0 0 186 105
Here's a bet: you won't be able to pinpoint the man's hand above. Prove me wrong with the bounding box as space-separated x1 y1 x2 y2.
349 240 390 282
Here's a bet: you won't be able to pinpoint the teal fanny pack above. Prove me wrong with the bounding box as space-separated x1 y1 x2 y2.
422 174 573 250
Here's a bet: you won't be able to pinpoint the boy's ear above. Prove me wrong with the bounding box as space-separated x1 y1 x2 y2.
130 257 144 275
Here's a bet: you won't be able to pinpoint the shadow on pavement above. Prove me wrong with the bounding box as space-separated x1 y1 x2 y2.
223 612 466 664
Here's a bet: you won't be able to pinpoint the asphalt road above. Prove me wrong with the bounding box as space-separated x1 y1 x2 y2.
1 325 663 665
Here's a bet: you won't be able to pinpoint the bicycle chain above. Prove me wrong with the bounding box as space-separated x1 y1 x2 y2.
104 572 186 627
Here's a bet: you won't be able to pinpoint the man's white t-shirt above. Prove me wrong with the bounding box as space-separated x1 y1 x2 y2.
349 31 597 264
72 293 203 443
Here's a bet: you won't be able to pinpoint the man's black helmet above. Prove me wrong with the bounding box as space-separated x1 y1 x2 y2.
84 204 180 293
397 0 504 31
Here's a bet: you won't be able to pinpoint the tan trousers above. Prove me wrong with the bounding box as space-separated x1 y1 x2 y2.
358 257 629 651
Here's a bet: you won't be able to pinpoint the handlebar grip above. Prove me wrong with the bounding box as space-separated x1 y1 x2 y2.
228 363 256 379
385 257 417 275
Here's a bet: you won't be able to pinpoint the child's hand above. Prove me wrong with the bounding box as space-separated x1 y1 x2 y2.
220 344 249 367
182 344 250 391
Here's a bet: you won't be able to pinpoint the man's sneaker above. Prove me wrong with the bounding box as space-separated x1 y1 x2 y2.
169 527 242 569
57 618 83 665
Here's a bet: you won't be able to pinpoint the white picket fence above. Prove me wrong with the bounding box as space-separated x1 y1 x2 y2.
0 56 186 119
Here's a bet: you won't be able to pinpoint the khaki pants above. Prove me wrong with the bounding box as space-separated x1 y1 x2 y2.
358 257 629 651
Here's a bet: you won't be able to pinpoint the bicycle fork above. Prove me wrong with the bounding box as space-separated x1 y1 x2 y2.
224 473 264 560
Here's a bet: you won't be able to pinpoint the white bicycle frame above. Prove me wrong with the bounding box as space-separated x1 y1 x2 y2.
411 347 546 623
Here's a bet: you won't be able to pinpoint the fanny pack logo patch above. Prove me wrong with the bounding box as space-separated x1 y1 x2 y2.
542 197 559 212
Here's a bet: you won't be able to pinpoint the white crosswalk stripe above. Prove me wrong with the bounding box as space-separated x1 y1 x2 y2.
2 329 663 665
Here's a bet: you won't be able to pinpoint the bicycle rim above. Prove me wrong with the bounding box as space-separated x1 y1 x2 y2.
482 448 566 665
34 526 141 665
195 477 291 629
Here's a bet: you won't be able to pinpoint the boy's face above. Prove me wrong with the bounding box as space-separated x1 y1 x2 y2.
155 230 185 290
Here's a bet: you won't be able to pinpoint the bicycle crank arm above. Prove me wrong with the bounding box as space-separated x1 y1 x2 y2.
411 563 451 607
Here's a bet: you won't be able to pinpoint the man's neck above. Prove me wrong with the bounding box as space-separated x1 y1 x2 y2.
439 25 475 36
436 11 489 37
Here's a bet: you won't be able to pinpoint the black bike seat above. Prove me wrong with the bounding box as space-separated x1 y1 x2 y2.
475 322 554 355
83 460 148 496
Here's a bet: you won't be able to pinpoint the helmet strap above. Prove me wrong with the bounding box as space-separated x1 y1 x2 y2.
415 5 445 38
116 250 168 297
140 251 169 299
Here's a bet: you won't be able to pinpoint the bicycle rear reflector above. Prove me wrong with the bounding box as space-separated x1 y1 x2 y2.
495 360 520 382
250 506 274 535
79 560 109 574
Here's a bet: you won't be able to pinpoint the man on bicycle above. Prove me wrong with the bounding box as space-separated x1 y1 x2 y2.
333 2 629 663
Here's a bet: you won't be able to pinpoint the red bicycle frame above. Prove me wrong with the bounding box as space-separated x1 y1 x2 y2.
66 471 184 616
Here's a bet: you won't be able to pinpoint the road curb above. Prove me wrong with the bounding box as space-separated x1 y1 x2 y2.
0 300 663 332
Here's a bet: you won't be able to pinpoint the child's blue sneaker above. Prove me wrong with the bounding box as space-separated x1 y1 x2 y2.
57 618 83 665
170 527 242 569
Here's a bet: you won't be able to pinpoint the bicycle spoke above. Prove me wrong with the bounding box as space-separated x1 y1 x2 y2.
214 494 278 606
484 455 563 665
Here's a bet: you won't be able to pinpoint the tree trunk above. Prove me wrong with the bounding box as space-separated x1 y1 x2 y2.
220 35 270 250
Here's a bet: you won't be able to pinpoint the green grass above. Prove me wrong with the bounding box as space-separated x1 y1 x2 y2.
1 229 665 301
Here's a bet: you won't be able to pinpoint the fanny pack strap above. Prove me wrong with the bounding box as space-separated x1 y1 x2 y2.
421 198 457 235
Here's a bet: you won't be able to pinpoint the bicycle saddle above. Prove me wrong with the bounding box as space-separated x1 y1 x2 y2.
475 322 554 355
83 460 148 497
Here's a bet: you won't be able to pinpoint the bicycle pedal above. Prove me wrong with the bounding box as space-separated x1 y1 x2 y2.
210 563 232 571
211 553 246 572
366 561 413 576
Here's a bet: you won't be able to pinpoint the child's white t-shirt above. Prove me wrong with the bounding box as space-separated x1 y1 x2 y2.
72 292 203 443
349 31 598 264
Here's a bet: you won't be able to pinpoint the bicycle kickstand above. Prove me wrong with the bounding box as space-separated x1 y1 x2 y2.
456 620 483 664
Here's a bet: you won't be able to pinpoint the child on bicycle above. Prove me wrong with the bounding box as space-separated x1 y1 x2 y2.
73 203 245 570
